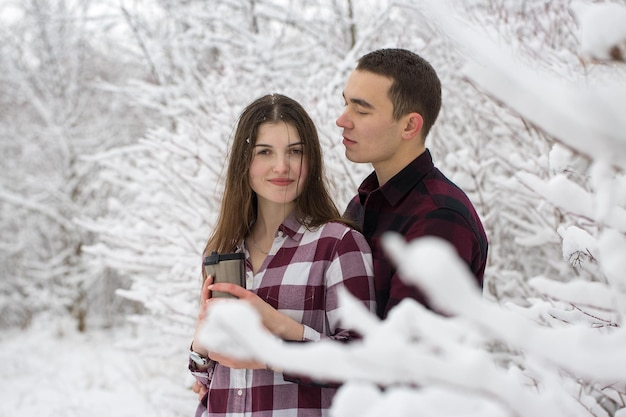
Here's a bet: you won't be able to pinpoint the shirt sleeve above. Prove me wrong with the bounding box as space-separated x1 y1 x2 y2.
188 357 216 388
296 228 375 342
283 227 376 385
302 324 321 342
324 228 376 339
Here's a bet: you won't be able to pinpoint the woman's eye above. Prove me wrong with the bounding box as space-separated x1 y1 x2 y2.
290 148 303 155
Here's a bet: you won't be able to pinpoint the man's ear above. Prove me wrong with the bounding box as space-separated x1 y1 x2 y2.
401 112 423 140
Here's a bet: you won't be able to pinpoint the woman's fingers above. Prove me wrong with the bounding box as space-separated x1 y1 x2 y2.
201 274 214 302
208 282 248 299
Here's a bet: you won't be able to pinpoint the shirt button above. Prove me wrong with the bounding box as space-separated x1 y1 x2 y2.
237 389 243 396
277 231 284 237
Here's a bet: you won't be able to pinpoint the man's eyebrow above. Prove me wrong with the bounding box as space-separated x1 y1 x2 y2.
342 92 374 109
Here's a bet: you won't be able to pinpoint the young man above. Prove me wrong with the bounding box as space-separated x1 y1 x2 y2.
338 48 488 319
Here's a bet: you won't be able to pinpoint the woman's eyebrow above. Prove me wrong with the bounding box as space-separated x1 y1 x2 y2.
253 142 304 148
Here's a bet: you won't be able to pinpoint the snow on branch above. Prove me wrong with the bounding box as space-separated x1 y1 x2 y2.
196 232 626 416
417 0 626 170
572 1 626 63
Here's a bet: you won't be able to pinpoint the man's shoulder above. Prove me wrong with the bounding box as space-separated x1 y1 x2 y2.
386 167 483 236
420 168 475 209
343 193 362 217
345 193 361 208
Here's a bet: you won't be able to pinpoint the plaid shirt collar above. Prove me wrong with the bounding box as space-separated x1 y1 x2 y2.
237 210 304 253
358 148 434 207
278 210 304 241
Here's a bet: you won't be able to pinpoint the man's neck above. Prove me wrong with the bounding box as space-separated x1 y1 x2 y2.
374 146 426 186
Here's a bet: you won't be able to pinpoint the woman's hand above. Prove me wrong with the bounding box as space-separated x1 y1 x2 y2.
208 352 267 370
192 280 302 370
192 380 207 401
208 282 305 342
191 275 214 356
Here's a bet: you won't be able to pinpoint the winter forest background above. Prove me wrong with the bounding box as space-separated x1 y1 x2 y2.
1 0 626 416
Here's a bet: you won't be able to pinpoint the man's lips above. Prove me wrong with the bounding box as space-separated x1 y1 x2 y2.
269 178 294 186
342 136 357 146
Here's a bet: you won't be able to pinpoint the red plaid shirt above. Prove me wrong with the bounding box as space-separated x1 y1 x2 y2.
345 149 488 319
192 213 376 417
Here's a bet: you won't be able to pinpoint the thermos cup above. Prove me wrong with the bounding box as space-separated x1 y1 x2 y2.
203 251 246 298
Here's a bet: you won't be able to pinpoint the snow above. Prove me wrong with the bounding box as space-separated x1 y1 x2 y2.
424 0 626 170
571 1 626 61
3 1 626 416
548 143 575 174
558 225 597 260
195 235 618 417
598 229 626 292
332 384 509 417
528 276 615 308
0 317 195 417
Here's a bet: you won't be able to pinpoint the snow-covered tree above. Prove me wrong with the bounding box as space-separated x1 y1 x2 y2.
0 0 148 330
3 0 625 414
80 0 382 353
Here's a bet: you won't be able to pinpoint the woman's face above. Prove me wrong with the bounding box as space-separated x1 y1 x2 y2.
249 122 308 208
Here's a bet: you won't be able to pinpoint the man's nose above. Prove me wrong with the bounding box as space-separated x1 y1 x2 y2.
336 110 350 128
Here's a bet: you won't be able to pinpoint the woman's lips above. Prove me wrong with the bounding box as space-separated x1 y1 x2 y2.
269 178 294 186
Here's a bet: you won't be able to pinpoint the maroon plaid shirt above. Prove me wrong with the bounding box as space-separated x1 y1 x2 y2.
345 149 488 319
191 213 375 417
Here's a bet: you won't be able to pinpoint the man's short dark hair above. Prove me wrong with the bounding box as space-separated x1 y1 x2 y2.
357 48 442 139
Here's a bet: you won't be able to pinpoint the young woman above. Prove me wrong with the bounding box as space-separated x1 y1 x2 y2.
189 94 376 417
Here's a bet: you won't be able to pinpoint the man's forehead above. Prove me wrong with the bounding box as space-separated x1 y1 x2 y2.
343 70 393 106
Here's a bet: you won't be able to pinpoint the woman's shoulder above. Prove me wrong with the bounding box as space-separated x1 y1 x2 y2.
305 220 364 240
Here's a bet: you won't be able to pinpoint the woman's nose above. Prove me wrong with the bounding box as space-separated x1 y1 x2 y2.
273 155 289 174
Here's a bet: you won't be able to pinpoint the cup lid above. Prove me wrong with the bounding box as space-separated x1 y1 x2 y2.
203 251 245 265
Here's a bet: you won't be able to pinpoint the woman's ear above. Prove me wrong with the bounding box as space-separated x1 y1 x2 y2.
401 112 424 140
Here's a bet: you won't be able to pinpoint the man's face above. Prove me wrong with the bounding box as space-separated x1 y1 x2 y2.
336 70 406 171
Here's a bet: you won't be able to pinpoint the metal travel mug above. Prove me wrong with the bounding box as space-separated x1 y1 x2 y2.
203 251 246 299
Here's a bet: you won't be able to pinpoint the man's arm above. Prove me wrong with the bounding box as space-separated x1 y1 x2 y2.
385 208 485 316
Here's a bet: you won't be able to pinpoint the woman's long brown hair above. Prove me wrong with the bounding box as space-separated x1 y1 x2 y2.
203 94 351 256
